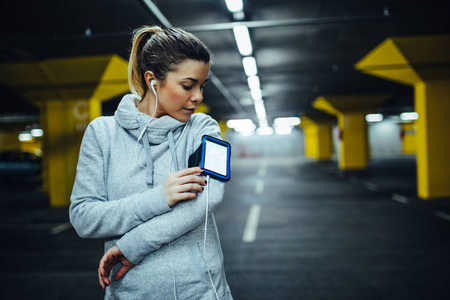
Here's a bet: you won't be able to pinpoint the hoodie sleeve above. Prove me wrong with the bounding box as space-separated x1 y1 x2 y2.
69 119 171 239
116 115 226 264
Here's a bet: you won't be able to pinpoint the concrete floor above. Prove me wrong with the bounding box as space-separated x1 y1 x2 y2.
1 155 449 299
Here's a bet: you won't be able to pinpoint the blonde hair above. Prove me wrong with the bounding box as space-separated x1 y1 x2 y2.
128 26 213 98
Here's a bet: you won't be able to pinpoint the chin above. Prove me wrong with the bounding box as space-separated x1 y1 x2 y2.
173 115 191 123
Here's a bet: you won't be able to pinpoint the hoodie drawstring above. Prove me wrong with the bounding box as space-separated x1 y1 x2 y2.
138 119 180 186
167 130 179 172
138 119 154 186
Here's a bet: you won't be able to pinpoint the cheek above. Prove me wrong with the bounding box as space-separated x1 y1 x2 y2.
165 87 186 105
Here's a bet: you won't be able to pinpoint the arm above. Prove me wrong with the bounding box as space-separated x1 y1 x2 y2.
116 175 225 264
115 116 226 264
69 121 171 239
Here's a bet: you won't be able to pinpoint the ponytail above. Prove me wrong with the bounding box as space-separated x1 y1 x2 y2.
128 26 163 98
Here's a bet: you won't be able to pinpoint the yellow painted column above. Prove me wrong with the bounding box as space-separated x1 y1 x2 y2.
302 122 317 159
39 99 90 206
0 54 129 206
338 113 369 169
301 117 333 161
0 130 21 151
400 122 416 154
415 80 450 199
313 94 389 170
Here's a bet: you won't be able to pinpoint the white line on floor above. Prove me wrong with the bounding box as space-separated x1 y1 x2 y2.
391 193 409 204
50 222 72 235
242 204 262 243
435 211 450 221
255 179 265 194
365 182 378 191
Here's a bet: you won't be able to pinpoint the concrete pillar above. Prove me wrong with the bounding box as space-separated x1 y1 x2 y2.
338 113 368 169
313 94 390 170
355 35 450 199
400 122 416 154
0 55 129 206
415 80 450 199
300 116 334 161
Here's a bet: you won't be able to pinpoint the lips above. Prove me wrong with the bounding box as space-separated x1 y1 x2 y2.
184 108 196 114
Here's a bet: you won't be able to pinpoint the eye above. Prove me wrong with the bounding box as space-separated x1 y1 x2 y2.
182 85 193 91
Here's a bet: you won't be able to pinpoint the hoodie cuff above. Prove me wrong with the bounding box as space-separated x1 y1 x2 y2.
116 230 149 265
134 185 171 221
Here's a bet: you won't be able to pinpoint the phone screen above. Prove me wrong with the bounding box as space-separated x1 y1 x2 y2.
204 139 229 177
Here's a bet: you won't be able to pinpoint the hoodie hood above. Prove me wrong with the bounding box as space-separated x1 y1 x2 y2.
114 94 187 186
114 94 186 145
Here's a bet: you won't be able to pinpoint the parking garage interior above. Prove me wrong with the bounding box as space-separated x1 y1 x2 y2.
1 1 449 299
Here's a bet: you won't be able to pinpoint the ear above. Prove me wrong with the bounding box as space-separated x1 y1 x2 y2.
144 71 156 89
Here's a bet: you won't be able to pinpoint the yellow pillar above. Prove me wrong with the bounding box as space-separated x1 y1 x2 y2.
301 116 334 161
0 130 21 151
338 113 369 169
313 94 390 170
217 120 229 139
355 35 450 199
415 80 450 199
0 55 129 206
400 122 416 154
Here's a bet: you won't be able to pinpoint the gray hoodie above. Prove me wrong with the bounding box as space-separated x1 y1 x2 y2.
70 94 233 299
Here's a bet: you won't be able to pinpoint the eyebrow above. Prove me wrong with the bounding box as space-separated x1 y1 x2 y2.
183 77 209 84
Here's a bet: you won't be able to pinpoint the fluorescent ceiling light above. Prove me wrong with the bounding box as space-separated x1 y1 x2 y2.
274 117 301 127
254 99 267 120
233 11 245 20
233 25 253 56
31 129 43 137
400 112 419 121
242 57 257 76
18 133 33 141
225 0 243 13
251 89 262 101
247 75 260 90
227 119 256 133
275 126 293 135
256 127 273 136
227 119 254 128
234 123 256 133
259 118 268 128
366 114 383 122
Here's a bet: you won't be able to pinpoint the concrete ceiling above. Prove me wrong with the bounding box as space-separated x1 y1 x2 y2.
1 0 449 123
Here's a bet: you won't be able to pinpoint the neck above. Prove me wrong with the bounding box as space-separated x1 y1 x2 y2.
137 92 158 117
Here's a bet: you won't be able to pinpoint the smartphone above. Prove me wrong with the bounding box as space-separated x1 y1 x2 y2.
188 135 231 181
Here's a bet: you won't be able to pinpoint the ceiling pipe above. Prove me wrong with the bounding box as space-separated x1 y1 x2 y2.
183 12 444 32
140 0 245 114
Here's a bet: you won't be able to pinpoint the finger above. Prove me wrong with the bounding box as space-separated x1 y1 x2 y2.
114 265 131 281
98 269 105 289
177 175 207 186
173 191 198 202
176 167 204 178
179 183 204 193
98 263 111 289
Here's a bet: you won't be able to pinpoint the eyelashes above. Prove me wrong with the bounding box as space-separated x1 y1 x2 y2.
182 85 206 92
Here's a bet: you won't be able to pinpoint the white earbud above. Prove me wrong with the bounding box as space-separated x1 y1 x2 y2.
150 79 158 118
150 80 157 96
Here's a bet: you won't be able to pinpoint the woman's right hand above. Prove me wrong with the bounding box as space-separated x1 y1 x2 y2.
163 167 206 207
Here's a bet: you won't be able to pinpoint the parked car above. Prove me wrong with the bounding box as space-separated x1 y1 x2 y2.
0 150 42 185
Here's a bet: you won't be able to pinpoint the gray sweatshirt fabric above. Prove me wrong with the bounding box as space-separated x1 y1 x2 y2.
69 94 233 300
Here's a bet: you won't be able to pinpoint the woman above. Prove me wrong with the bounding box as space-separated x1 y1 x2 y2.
69 25 233 300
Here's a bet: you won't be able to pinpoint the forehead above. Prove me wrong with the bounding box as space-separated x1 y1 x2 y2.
169 59 210 81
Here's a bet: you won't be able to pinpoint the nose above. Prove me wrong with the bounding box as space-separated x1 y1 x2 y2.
191 87 203 103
